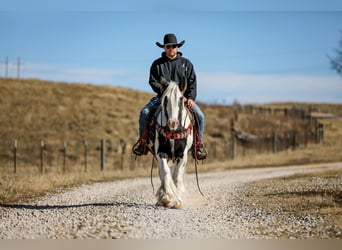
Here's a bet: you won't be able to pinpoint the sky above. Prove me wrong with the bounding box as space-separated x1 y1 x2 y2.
1 0 342 104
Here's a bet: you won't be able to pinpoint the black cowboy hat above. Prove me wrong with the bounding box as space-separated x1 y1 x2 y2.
156 33 185 48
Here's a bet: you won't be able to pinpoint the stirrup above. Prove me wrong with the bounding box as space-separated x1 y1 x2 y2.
196 146 208 160
192 143 207 160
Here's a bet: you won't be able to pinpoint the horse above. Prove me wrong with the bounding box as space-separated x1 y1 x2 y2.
153 80 194 209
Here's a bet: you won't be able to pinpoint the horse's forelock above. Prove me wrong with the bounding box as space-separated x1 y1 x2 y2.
161 81 181 105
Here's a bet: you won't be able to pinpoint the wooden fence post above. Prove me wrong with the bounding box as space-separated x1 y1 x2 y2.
272 133 277 153
120 139 126 171
315 121 324 144
40 140 44 174
100 140 105 171
84 140 88 172
292 132 298 150
13 139 17 174
224 138 229 160
232 136 236 160
317 123 324 144
63 141 67 173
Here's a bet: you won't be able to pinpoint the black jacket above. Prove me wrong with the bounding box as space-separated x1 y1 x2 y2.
149 52 197 101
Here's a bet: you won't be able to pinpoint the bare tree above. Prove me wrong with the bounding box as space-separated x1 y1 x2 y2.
328 32 342 76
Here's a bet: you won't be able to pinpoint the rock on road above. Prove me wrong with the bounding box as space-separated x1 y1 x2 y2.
1 162 341 239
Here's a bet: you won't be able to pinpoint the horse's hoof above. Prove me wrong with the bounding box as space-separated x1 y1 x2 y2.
161 195 171 207
173 200 183 209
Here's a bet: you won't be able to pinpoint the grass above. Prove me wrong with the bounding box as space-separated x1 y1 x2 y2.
239 168 342 238
0 77 342 204
0 166 152 204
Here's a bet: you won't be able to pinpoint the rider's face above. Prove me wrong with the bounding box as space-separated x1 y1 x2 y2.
164 44 178 59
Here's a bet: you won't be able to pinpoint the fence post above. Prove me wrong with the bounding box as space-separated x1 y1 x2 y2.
100 139 105 171
224 138 229 160
315 121 324 144
40 140 44 174
63 141 67 173
119 139 126 171
84 140 88 172
320 123 324 143
272 132 277 153
13 139 17 174
232 136 236 159
292 132 298 149
316 123 324 144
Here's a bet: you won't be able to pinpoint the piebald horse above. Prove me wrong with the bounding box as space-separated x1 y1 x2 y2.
154 80 193 209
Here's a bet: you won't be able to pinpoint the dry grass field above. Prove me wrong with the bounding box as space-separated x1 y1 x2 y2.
239 168 342 238
0 78 341 204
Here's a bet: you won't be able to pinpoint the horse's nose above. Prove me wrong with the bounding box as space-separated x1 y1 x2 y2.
168 120 179 131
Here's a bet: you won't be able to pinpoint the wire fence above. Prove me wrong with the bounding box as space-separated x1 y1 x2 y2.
0 138 150 174
0 105 325 174
0 125 323 175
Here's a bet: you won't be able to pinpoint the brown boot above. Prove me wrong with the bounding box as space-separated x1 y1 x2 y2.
132 142 148 156
192 127 208 160
132 126 149 156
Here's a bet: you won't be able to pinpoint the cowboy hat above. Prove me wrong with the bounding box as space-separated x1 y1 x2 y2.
156 33 185 48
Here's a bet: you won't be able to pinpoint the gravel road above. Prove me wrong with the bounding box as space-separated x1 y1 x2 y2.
1 162 341 239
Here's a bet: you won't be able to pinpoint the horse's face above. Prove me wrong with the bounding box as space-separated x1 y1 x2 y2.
162 82 184 132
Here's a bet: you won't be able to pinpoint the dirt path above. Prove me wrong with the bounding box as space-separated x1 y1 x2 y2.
0 162 341 239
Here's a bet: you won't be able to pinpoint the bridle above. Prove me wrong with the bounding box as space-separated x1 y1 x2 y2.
155 121 192 140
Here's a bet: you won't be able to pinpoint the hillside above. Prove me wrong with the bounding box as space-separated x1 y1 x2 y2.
0 78 341 170
0 78 152 142
1 77 342 204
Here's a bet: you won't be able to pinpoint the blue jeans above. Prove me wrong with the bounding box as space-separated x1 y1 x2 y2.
139 96 205 139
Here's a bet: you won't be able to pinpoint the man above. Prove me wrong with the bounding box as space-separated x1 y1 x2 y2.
132 33 207 160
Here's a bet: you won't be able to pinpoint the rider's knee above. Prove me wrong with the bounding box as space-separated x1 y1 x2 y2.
140 107 150 119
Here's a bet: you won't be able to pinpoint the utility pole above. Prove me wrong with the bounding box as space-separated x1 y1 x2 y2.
5 57 8 78
17 57 20 78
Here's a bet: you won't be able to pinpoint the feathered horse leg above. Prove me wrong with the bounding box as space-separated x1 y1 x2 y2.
156 155 182 208
172 156 186 195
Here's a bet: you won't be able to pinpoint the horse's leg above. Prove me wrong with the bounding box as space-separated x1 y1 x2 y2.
172 155 187 196
170 156 187 209
173 136 193 195
156 156 179 208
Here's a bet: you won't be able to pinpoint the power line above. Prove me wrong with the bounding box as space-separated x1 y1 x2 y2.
17 57 23 79
2 57 23 78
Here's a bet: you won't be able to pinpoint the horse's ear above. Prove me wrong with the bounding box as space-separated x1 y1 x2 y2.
180 79 187 94
160 77 168 86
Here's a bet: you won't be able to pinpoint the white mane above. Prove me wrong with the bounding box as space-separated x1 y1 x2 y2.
161 81 182 105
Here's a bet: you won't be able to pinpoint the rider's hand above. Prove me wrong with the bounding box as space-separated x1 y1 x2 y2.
187 98 194 109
